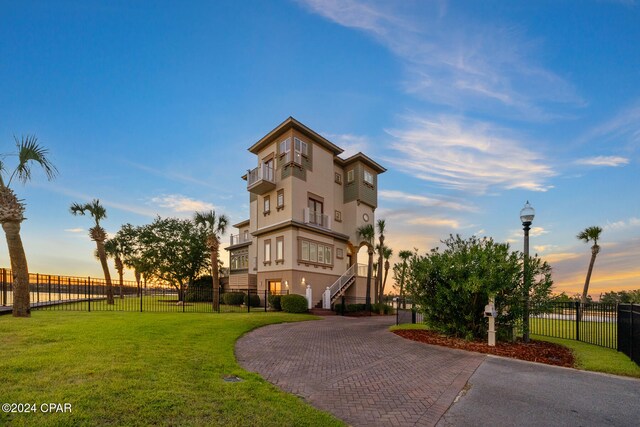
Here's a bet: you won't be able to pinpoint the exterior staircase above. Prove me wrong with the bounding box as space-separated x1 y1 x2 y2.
316 264 357 309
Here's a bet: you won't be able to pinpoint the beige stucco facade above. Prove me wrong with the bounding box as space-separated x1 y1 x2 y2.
225 117 385 307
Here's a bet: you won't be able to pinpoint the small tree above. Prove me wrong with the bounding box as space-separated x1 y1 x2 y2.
393 249 414 308
577 226 602 305
406 235 553 340
357 224 375 311
194 210 228 311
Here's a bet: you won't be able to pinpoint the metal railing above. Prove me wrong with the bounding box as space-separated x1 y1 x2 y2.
530 301 618 350
247 164 274 187
328 264 356 301
230 233 251 246
303 207 331 229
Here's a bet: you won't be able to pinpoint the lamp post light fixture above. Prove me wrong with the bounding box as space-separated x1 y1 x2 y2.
520 201 535 343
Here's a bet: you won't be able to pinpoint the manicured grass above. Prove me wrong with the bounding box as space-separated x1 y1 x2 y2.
530 318 617 349
0 311 344 426
389 323 428 332
532 334 640 378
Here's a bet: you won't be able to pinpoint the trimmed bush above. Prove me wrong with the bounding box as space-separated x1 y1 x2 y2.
244 293 261 307
268 294 282 311
371 303 393 315
223 292 245 306
281 294 308 313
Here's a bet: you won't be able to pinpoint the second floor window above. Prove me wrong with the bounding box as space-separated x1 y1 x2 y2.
364 170 374 185
264 240 271 263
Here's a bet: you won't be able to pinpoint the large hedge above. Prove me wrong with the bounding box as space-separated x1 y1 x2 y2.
184 276 214 302
222 292 245 306
406 234 553 340
281 294 308 313
244 293 261 307
268 294 282 311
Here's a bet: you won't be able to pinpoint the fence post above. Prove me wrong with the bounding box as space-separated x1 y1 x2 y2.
36 273 40 304
2 268 6 306
631 303 634 361
140 281 143 313
575 301 580 342
87 277 91 312
264 289 267 313
341 295 345 316
247 288 250 313
396 298 399 325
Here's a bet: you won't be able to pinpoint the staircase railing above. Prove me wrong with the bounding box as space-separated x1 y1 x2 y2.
328 264 357 300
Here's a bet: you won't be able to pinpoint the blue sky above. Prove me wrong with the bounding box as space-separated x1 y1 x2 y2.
1 0 638 297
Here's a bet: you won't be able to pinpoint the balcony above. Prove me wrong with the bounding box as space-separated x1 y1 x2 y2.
247 164 275 194
230 233 251 246
303 207 331 230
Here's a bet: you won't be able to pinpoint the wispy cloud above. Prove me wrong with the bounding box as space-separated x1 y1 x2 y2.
297 0 582 119
580 103 640 149
148 194 215 213
125 160 221 190
385 115 556 194
603 217 640 231
575 156 629 167
324 133 370 159
379 189 474 211
64 228 84 233
407 216 460 229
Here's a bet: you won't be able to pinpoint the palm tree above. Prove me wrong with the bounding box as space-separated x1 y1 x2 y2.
194 210 228 311
397 250 413 308
104 237 125 299
379 246 393 312
70 199 114 305
0 136 57 317
577 226 603 305
357 224 375 311
375 219 386 304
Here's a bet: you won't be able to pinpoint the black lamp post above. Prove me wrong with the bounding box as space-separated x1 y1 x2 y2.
520 201 535 343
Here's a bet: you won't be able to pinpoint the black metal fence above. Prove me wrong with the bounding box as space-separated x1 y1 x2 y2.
0 268 288 314
530 301 618 350
618 303 639 365
395 297 424 325
331 295 396 316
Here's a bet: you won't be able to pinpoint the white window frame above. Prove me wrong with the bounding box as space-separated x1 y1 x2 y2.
294 137 308 165
347 169 354 183
264 240 271 263
364 170 374 185
263 195 270 213
279 138 291 164
276 237 284 261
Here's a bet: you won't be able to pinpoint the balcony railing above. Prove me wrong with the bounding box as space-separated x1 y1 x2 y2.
303 207 331 230
247 164 275 194
230 233 251 246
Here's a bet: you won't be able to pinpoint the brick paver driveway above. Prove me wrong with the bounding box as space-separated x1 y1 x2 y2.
236 316 484 426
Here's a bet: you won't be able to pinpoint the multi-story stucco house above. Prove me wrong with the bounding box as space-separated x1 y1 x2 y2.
225 117 385 307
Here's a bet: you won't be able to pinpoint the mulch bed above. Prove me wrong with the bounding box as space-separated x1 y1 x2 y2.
393 330 575 368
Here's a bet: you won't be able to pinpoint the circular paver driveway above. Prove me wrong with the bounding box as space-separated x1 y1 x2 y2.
236 316 484 426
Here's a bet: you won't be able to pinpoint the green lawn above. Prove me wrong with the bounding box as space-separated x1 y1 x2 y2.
0 311 344 426
531 334 640 378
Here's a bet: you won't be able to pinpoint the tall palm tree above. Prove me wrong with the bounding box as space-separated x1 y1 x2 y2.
70 199 114 305
375 219 386 304
577 226 603 305
379 246 393 312
104 237 125 299
0 136 57 317
194 209 228 310
397 249 413 308
357 224 375 311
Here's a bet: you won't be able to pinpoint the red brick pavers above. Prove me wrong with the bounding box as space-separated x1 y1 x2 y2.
236 316 485 426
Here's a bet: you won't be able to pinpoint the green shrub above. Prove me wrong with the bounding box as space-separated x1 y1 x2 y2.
268 294 282 311
372 303 393 315
244 293 261 307
281 294 308 313
184 276 214 302
223 292 245 306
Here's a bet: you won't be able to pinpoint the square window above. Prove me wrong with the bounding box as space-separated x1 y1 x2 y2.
364 170 374 185
336 248 344 259
335 173 342 184
334 210 342 222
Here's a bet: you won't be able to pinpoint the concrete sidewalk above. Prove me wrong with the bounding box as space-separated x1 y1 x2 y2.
438 355 640 427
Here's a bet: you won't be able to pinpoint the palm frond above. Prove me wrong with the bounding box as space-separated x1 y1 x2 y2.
577 226 602 245
9 135 58 186
70 199 106 226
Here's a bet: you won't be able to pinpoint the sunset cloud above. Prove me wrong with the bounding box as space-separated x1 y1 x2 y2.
149 194 215 213
575 156 629 167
